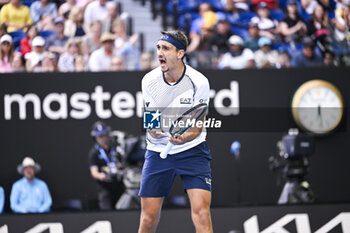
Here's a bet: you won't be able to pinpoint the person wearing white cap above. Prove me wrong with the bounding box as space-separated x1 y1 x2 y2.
24 36 53 72
218 35 254 69
10 157 52 213
0 34 17 73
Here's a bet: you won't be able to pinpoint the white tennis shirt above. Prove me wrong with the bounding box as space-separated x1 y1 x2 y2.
142 64 210 154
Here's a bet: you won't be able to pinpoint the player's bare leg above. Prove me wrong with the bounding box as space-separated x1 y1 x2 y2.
187 188 213 233
138 197 164 233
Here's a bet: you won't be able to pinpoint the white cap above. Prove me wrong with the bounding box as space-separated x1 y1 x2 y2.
0 34 12 44
32 36 45 47
228 35 243 45
17 157 41 174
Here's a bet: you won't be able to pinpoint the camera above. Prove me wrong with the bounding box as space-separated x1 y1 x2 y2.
269 128 316 204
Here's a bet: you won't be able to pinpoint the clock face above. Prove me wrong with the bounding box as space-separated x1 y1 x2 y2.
292 80 344 134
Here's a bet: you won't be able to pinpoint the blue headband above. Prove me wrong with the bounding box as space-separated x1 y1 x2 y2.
159 34 186 51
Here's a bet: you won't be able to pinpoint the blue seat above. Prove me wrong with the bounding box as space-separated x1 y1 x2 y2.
21 0 36 7
178 11 200 28
231 25 249 39
167 0 200 14
270 9 285 21
238 11 257 26
9 30 26 48
273 42 292 54
39 30 55 39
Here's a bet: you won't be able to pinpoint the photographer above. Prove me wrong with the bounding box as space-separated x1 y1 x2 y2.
88 121 125 210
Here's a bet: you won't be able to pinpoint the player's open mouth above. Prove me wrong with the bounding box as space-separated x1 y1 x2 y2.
159 58 166 65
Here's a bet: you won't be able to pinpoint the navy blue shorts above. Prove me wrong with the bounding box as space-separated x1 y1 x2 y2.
139 142 212 197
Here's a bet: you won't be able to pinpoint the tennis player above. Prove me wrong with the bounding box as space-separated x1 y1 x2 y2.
138 30 213 233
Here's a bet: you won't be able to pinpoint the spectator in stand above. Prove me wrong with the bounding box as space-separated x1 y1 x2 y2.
0 34 20 73
250 2 279 40
333 2 350 45
38 14 55 31
0 24 7 38
276 50 291 68
74 54 87 71
244 22 261 52
58 38 84 71
307 4 333 53
81 20 102 56
11 54 25 72
0 0 32 32
323 50 337 66
301 0 330 15
41 53 57 71
207 18 232 55
102 1 120 33
279 0 307 47
30 0 57 24
112 18 139 70
110 56 124 71
89 32 116 71
25 36 52 72
254 36 279 68
0 186 4 214
84 0 108 31
58 0 76 19
224 0 250 13
20 24 39 57
46 17 68 57
138 51 155 71
10 157 52 213
187 2 214 54
291 36 323 66
64 6 86 38
218 35 255 69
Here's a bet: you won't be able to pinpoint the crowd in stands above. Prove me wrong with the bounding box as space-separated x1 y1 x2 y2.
0 0 156 73
182 0 350 68
0 0 349 73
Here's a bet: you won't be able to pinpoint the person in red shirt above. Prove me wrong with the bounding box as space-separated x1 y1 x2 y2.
20 24 39 57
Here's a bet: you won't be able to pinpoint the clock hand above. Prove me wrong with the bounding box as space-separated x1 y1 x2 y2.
318 105 323 127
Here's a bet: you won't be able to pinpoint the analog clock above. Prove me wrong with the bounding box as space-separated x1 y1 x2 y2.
291 80 344 135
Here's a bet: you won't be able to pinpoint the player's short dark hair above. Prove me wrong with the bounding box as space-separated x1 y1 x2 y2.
161 30 189 50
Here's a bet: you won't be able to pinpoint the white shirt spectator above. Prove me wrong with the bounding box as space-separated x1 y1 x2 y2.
218 48 254 69
88 47 116 71
58 53 75 72
254 49 279 68
334 14 349 42
25 51 52 72
250 16 277 31
84 0 108 27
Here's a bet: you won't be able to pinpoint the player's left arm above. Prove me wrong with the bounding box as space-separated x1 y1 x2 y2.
170 76 210 145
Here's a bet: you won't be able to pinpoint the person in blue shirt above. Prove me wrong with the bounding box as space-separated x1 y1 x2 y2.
291 37 323 67
0 186 4 214
10 157 52 214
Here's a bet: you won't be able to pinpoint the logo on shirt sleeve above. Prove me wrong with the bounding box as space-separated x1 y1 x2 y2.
143 110 161 129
